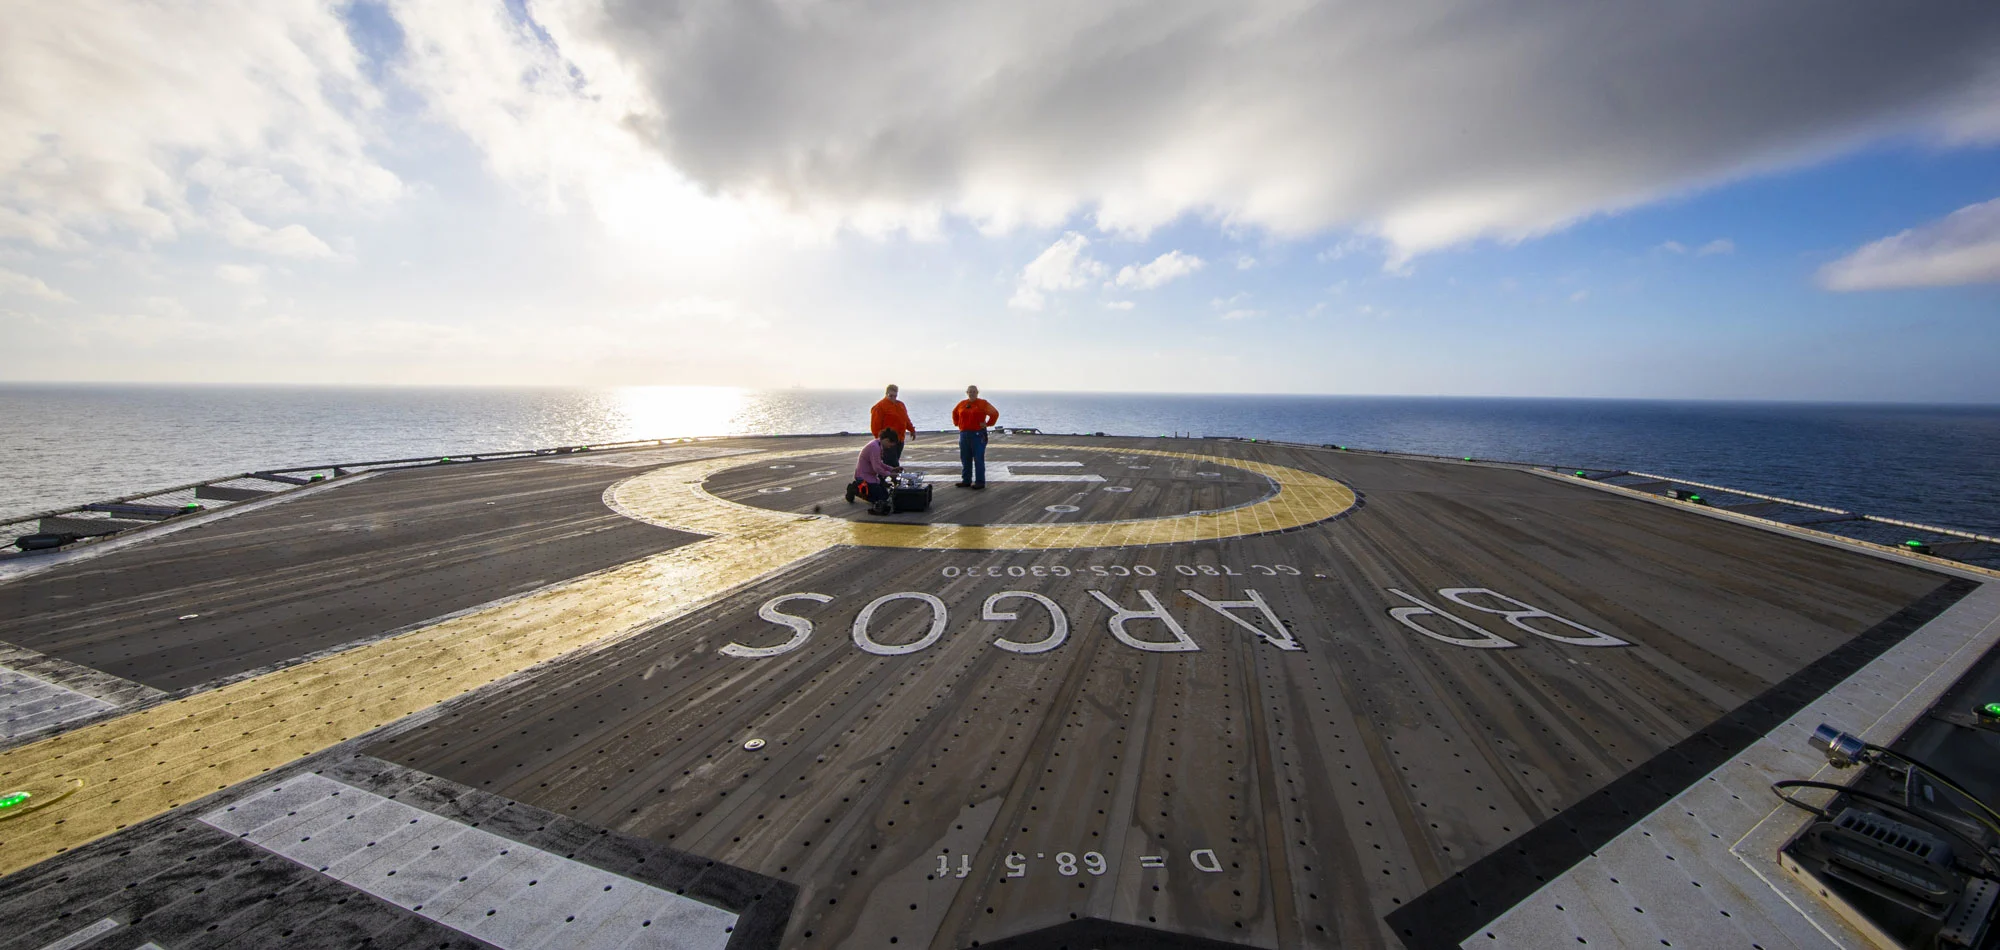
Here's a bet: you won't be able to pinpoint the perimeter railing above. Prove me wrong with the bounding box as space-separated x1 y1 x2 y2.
1189 434 2000 571
0 436 728 560
4 430 1995 572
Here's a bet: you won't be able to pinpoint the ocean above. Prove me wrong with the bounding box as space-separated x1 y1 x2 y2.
1 384 1995 535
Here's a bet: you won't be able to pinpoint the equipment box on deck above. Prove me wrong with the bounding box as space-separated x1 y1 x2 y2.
892 479 933 513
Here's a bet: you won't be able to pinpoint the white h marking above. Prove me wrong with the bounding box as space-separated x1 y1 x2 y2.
897 460 1106 483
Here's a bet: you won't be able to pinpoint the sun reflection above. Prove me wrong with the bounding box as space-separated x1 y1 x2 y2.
608 386 751 440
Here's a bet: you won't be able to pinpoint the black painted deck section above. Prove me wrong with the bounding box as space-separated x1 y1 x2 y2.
0 459 698 691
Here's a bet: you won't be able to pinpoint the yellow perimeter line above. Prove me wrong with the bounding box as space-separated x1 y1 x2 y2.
0 520 840 876
0 447 1353 877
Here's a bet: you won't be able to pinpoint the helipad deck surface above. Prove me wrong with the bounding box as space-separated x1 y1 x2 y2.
0 434 1990 950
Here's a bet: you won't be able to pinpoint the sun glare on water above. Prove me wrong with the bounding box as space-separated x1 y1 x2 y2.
607 386 751 440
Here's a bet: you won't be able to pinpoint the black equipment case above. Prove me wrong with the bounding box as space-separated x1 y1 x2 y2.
848 475 933 513
890 474 933 513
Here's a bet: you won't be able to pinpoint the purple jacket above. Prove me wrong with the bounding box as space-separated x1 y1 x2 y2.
855 439 895 482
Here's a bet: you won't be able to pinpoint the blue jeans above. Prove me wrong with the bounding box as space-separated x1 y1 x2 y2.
958 429 987 485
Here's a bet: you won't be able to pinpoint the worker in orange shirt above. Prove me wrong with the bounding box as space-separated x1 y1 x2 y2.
951 385 999 489
869 384 916 468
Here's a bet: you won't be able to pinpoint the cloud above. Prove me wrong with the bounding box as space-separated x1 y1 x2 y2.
1105 300 1135 310
562 1 2000 255
212 204 338 259
385 0 780 262
142 296 190 319
1113 250 1204 290
0 268 72 302
1658 241 1688 254
1819 196 2000 290
1220 308 1261 321
1009 231 1105 309
17 1 1999 269
0 1 399 251
1569 290 1589 302
216 264 264 284
1236 255 1257 270
1318 236 1378 262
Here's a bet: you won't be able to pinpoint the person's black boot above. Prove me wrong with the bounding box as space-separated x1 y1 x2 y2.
845 481 858 504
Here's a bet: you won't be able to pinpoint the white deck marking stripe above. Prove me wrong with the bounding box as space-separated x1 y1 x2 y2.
896 460 1106 482
0 668 116 739
541 446 759 468
201 775 737 950
34 918 122 950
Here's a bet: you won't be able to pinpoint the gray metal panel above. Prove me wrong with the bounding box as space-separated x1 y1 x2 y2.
199 773 354 838
0 667 115 738
194 485 275 502
30 919 122 950
37 516 150 536
456 855 617 948
201 776 738 950
1472 581 2000 949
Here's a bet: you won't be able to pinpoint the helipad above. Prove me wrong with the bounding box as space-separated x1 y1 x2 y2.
0 433 1992 949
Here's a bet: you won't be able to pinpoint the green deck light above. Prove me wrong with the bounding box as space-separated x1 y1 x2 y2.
1982 701 2000 718
0 791 29 810
1575 470 1587 476
1905 540 1925 549
1462 457 1473 461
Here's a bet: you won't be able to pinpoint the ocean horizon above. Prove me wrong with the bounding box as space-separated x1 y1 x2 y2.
3 382 1996 535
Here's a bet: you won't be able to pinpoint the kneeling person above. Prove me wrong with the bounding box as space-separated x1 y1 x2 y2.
852 429 903 515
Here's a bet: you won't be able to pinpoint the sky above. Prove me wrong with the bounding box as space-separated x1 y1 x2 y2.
2 1 1999 401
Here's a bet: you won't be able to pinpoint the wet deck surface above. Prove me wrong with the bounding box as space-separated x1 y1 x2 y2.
0 434 1977 950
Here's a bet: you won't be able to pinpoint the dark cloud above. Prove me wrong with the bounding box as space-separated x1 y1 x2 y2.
572 0 2000 251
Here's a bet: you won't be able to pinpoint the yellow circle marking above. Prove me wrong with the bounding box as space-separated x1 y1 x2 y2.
0 442 1350 876
608 445 1356 550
